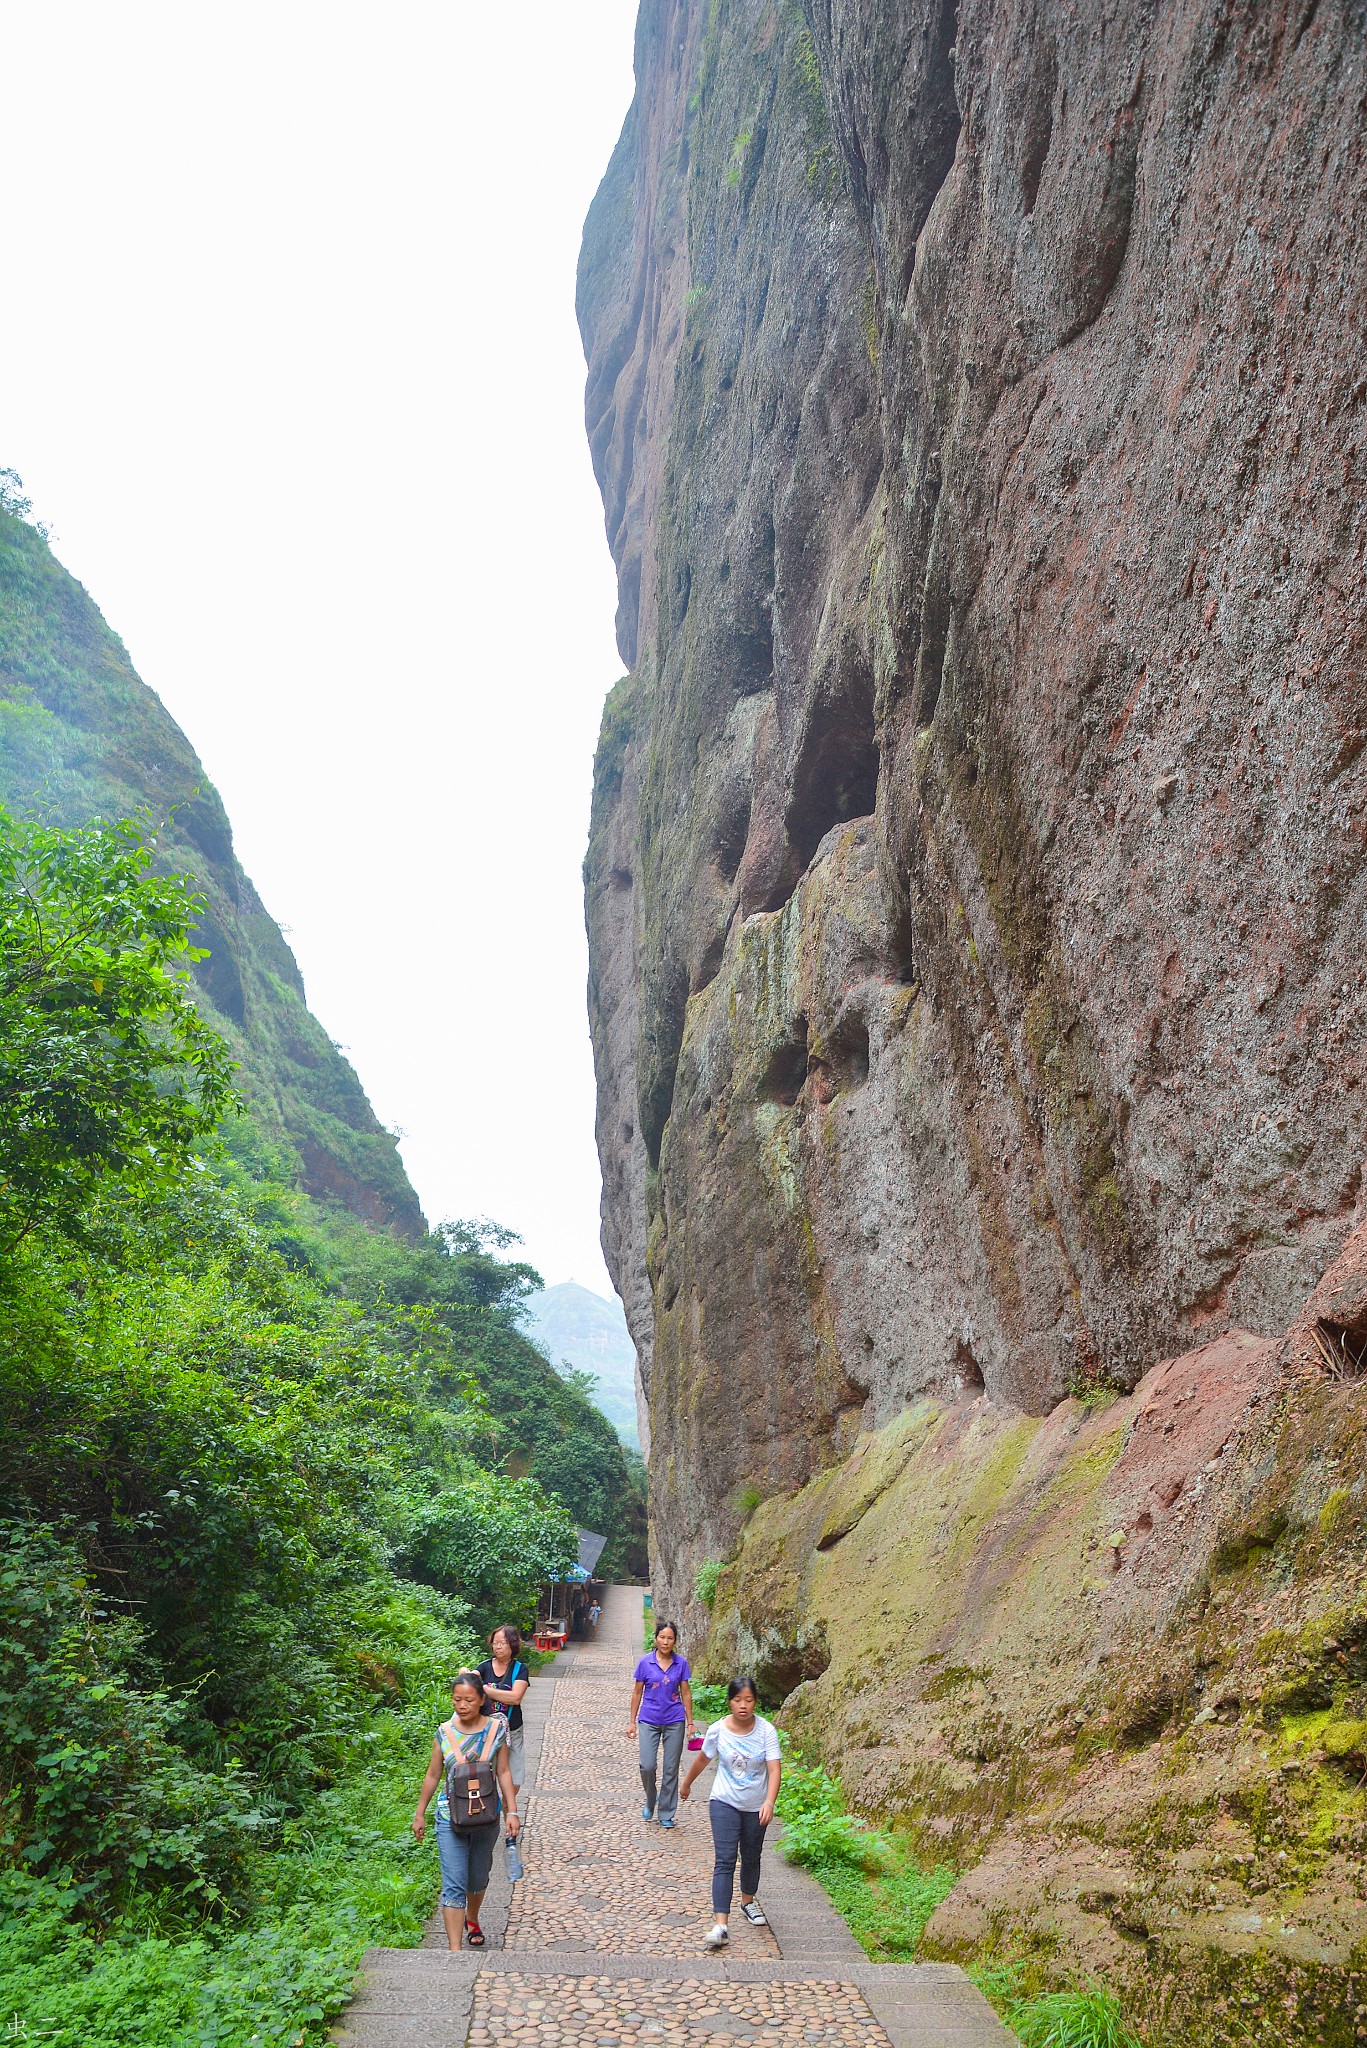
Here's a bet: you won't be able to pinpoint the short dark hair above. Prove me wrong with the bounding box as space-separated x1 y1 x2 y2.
653 1618 679 1640
727 1674 759 1703
451 1668 486 1697
490 1624 523 1659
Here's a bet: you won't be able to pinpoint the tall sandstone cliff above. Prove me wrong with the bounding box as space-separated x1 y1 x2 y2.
581 3 1367 2036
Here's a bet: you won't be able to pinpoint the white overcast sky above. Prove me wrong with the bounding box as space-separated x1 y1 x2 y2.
1 2 642 1295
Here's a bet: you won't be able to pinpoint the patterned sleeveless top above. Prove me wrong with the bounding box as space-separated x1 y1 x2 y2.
435 1713 507 1822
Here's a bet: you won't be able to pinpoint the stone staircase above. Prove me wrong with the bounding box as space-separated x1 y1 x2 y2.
332 1590 1014 2048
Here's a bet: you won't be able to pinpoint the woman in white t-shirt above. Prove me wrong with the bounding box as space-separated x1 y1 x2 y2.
679 1674 781 1949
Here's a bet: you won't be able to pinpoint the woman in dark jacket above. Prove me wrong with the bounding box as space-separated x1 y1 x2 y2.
479 1624 530 1788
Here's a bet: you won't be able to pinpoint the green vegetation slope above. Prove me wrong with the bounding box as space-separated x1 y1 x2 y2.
0 482 645 2045
0 477 419 1233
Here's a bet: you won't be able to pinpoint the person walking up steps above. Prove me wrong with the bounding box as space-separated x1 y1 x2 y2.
627 1619 695 1828
411 1669 520 1950
479 1624 530 1789
679 1674 781 1948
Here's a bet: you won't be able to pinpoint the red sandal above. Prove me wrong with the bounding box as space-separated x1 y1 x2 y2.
464 1920 485 1947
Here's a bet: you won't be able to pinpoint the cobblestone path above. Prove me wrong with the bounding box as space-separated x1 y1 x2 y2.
469 1973 890 2045
503 1589 778 1960
333 1586 1015 2048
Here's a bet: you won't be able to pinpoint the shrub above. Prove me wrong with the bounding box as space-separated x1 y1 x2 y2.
776 1748 892 1874
694 1557 724 1607
399 1469 577 1634
0 808 237 1250
969 1967 1144 2048
0 1521 265 1913
690 1682 728 1719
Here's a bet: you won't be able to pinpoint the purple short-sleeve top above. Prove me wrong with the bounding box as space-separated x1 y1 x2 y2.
633 1651 691 1725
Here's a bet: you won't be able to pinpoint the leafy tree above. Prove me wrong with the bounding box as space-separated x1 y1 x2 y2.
0 468 47 535
320 1215 642 1563
0 1521 264 1912
529 1427 621 1539
399 1471 577 1629
0 813 611 1950
0 809 237 1249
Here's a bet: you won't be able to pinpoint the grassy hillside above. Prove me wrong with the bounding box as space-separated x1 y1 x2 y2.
0 485 420 1234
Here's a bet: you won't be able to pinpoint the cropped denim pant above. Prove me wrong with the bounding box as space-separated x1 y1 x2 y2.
709 1798 767 1913
436 1816 497 1908
638 1719 686 1821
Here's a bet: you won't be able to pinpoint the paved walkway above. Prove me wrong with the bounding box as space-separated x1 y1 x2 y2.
333 1587 1013 2048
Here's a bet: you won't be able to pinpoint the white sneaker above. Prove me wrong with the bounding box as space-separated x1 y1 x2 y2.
703 1923 729 1949
740 1900 767 1925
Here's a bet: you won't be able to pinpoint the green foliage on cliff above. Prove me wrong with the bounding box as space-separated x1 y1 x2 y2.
694 1556 724 1607
0 487 641 1566
0 810 237 1248
0 493 644 2039
0 1641 467 2048
586 670 642 875
0 801 589 2043
0 495 421 1237
314 1215 647 1579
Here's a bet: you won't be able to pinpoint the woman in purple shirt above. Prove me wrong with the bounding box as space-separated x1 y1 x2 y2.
627 1619 695 1828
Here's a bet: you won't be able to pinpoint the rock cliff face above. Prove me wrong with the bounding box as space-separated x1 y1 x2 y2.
582 1 1367 2034
0 503 422 1234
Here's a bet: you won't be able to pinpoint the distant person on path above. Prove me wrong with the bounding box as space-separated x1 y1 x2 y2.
679 1674 781 1948
589 1599 602 1627
627 1618 695 1828
412 1669 520 1950
479 1624 530 1789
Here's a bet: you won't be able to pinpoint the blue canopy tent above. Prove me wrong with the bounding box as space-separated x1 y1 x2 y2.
537 1530 607 1643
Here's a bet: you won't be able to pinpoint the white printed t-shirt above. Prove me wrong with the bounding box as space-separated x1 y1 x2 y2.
701 1715 781 1812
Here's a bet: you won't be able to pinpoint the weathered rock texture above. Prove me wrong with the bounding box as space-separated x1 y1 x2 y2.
581 0 1367 2035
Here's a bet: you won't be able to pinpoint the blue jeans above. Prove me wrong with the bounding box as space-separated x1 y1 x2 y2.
709 1799 767 1913
638 1719 686 1821
436 1818 497 1908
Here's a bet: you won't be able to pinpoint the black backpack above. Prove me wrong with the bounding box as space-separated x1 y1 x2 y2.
444 1716 500 1832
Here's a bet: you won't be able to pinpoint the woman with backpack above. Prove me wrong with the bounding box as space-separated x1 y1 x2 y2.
412 1668 521 1949
479 1624 530 1788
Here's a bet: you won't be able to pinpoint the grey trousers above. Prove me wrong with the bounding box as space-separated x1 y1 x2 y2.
638 1720 687 1821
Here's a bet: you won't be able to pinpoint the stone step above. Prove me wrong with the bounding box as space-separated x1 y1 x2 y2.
336 1949 1012 2048
336 1953 1015 2047
354 1950 976 1976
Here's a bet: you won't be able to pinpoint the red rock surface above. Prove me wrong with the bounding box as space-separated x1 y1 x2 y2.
579 5 1367 2033
582 0 1366 1593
